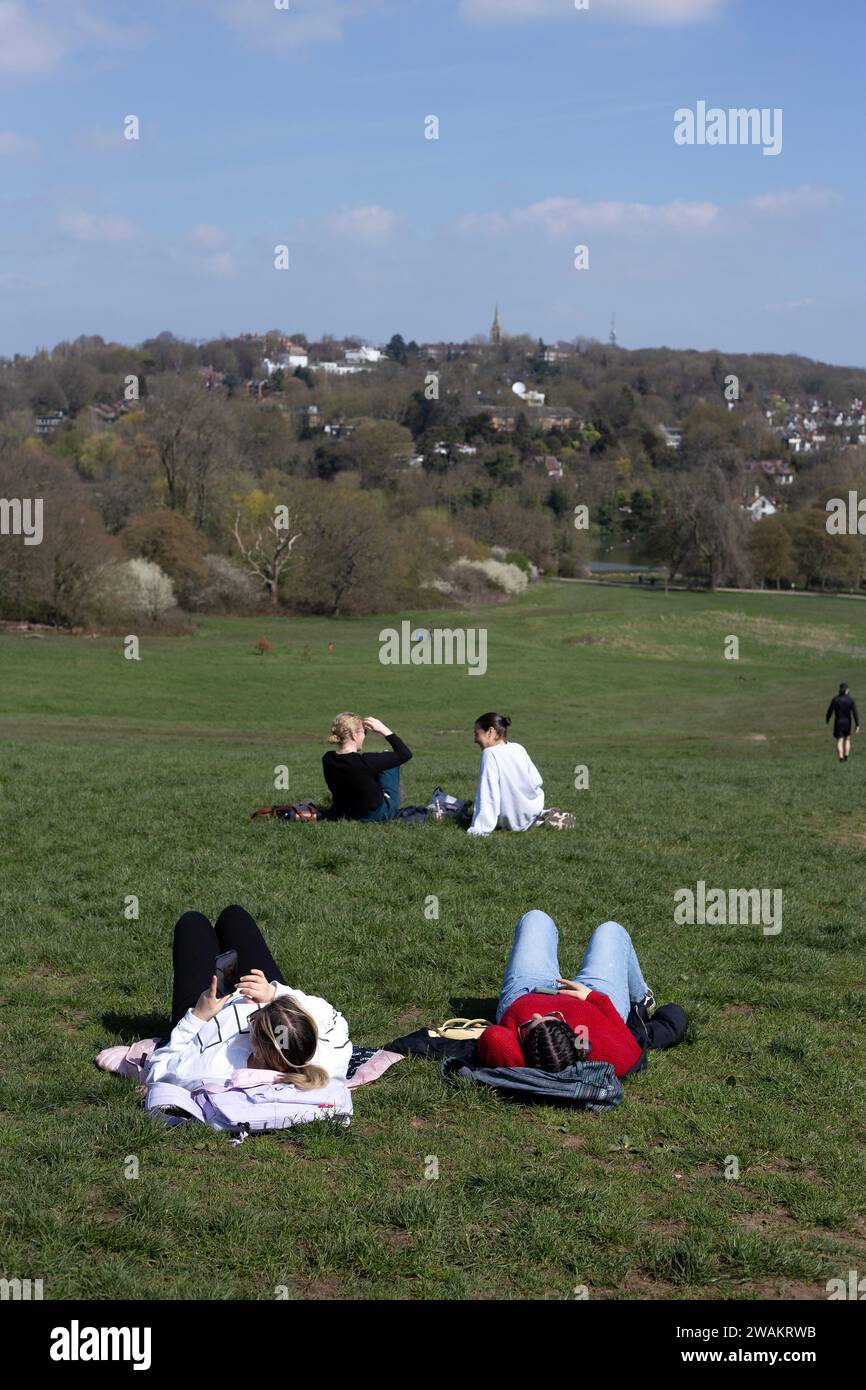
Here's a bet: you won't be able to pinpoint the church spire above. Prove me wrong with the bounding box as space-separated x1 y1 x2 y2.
490 304 502 346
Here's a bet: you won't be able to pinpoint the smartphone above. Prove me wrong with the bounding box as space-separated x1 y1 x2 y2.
534 985 561 995
214 949 239 998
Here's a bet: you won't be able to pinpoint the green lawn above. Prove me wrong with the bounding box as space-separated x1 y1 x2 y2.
1 581 864 1300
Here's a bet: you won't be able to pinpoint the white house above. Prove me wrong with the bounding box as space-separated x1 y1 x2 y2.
262 347 308 375
344 345 382 366
742 487 777 521
311 361 365 375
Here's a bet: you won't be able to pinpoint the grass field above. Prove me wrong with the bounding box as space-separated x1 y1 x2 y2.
1 580 865 1301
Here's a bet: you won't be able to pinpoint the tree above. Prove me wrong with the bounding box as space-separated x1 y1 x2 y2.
748 516 794 588
107 558 177 621
293 487 406 616
643 469 748 588
385 334 408 365
345 420 413 488
786 509 860 589
0 447 119 625
143 374 235 526
121 508 208 604
232 489 303 607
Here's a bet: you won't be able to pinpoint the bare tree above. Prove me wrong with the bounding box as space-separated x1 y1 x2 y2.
233 490 303 607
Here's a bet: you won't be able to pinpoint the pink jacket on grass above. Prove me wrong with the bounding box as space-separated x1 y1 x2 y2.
95 1037 402 1132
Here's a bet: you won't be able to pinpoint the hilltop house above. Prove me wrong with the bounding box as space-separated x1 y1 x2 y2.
742 486 777 521
530 454 564 480
262 343 308 374
344 345 382 366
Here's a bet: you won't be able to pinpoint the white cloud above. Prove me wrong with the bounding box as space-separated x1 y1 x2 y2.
0 1 143 75
189 223 227 248
766 297 818 312
748 186 837 214
0 1 65 72
0 128 39 155
59 209 138 243
329 204 397 243
460 196 721 238
458 186 839 241
460 0 723 25
206 0 386 48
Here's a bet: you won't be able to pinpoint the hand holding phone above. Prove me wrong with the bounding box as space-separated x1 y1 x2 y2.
214 949 239 998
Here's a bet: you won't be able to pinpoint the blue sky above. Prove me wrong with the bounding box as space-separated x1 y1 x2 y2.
1 0 863 364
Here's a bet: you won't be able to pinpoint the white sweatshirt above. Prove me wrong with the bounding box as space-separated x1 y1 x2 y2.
466 741 544 836
144 983 352 1091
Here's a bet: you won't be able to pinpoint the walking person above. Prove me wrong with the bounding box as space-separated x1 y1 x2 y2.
826 682 860 762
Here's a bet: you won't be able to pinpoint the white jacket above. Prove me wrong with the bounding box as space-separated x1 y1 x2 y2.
144 984 352 1091
466 741 544 836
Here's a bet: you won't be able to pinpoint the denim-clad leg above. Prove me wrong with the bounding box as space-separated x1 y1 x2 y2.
496 909 561 1021
361 765 402 822
573 920 648 1021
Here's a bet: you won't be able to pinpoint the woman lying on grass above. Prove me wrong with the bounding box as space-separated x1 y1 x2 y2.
478 910 656 1077
145 905 352 1091
322 712 412 821
466 712 544 836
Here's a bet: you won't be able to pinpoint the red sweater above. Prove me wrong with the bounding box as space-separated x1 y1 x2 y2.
478 991 641 1077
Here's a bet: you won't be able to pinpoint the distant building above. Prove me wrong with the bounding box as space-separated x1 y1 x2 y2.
344 345 382 366
742 487 777 521
534 407 577 430
490 305 502 347
531 454 564 480
262 345 308 374
660 425 683 450
746 459 795 487
311 361 365 375
35 411 67 435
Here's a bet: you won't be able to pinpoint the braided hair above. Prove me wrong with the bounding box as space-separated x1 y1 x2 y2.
521 1017 589 1073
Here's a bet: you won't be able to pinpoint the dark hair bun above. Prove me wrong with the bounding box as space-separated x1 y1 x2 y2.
475 712 512 737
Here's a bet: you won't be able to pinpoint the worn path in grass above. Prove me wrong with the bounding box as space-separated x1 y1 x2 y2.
1 583 864 1300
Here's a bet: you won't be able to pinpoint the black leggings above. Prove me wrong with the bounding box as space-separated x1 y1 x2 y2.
170 905 287 1027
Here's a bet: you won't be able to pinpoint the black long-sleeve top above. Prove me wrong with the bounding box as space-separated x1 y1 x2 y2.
322 733 412 820
826 694 859 729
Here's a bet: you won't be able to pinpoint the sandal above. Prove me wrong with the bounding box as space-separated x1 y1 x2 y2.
427 1017 493 1040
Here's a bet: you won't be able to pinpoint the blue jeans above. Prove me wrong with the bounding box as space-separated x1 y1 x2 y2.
360 765 402 822
496 910 649 1022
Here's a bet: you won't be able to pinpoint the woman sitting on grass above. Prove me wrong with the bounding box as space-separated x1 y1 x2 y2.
145 905 352 1091
466 712 544 836
478 909 654 1077
322 713 412 821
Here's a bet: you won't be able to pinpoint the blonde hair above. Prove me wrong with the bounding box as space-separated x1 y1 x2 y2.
328 711 364 745
248 997 329 1091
